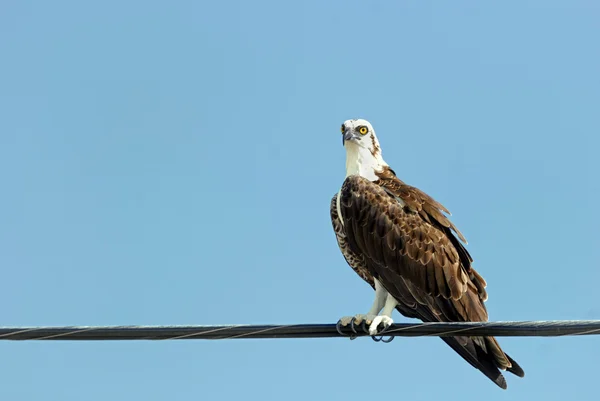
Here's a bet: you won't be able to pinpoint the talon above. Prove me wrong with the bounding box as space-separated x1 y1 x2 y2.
369 317 395 342
378 322 392 334
335 320 346 336
360 320 369 333
368 315 394 336
336 317 358 340
337 314 383 339
371 334 395 343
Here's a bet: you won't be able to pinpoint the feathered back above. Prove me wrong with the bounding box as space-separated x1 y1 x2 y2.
331 171 524 388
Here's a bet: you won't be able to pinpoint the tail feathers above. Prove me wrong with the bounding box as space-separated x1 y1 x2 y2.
441 335 524 389
441 336 508 389
484 336 511 370
506 354 525 378
482 336 526 378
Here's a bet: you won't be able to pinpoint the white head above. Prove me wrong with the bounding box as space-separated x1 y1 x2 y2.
341 119 388 180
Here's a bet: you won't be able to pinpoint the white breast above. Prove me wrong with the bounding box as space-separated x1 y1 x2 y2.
345 142 385 181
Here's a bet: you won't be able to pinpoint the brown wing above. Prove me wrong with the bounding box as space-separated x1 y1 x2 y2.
338 173 524 388
373 167 489 302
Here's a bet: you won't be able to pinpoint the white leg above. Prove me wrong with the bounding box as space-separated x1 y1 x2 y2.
338 279 389 326
368 293 398 335
367 279 388 315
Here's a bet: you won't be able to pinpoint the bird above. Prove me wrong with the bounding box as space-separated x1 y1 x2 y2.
331 118 524 389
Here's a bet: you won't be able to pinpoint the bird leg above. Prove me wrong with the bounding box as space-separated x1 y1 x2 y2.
336 279 390 337
369 292 398 335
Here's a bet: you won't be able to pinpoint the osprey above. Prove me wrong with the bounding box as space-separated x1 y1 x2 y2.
331 119 524 389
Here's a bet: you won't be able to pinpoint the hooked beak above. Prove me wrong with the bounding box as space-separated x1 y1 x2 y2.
342 130 358 146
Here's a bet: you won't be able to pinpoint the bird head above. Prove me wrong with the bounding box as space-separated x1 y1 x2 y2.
341 119 381 157
341 119 387 179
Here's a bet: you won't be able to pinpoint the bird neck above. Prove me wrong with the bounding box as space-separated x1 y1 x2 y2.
345 143 387 181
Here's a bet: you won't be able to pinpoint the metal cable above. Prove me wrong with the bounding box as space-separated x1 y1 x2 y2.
0 320 598 341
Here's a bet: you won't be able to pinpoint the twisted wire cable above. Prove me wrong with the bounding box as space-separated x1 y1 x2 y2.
0 320 598 341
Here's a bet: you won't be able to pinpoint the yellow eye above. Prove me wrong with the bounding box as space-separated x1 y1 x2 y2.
341 125 345 133
359 126 368 135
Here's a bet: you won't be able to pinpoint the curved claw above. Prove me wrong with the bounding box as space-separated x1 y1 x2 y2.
350 317 360 334
336 320 357 340
369 321 395 343
360 320 369 333
378 323 392 335
335 320 346 336
370 334 395 343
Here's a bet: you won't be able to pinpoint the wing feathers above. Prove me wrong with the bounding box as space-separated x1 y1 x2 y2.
336 174 523 388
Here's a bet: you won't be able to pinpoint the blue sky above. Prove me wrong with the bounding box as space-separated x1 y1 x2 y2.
1 0 599 399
